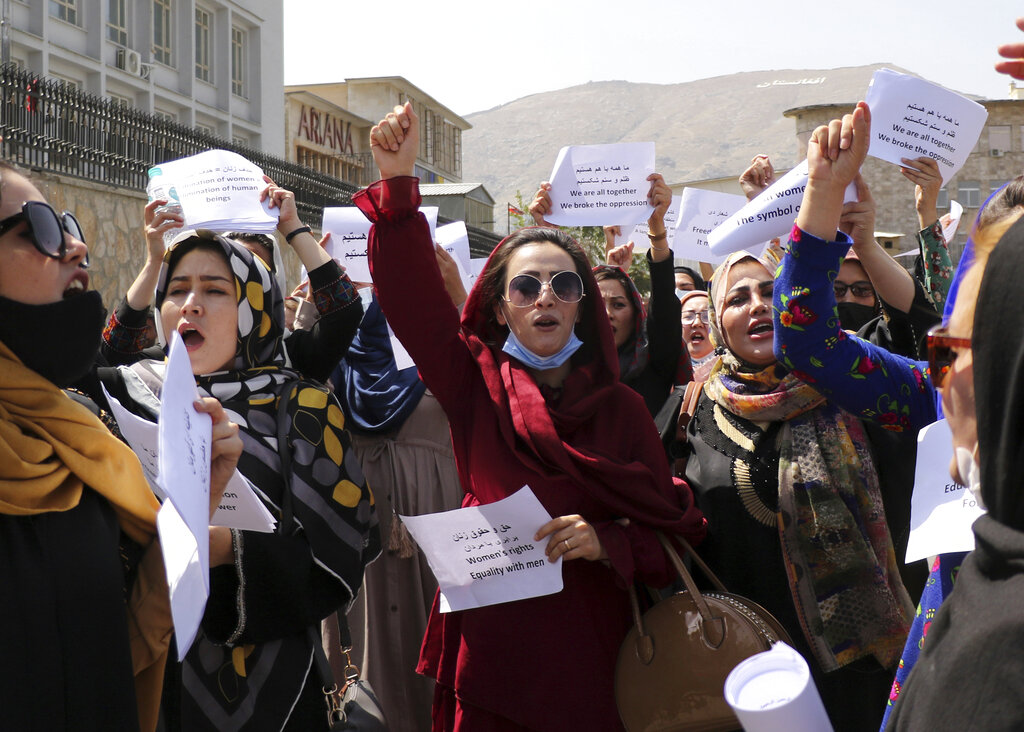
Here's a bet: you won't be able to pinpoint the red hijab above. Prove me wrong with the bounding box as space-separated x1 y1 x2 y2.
460 229 704 538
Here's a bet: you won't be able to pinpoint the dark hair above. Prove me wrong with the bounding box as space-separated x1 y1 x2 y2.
673 265 706 292
476 227 599 350
977 176 1024 234
227 231 275 271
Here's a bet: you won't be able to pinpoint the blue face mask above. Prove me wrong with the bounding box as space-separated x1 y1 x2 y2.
502 327 583 371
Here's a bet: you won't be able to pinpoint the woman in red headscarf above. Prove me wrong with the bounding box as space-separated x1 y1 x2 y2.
354 103 705 732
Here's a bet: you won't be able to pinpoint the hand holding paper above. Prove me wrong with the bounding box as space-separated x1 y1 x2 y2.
529 182 555 227
192 396 243 518
739 155 776 201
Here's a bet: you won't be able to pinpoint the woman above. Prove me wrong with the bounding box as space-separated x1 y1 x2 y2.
0 161 242 732
106 231 379 731
531 175 682 416
679 289 715 381
360 102 705 731
883 194 1024 731
685 244 916 731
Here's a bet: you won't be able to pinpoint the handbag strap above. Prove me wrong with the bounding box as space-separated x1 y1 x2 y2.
627 531 733 660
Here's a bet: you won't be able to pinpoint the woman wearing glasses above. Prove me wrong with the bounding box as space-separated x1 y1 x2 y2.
0 161 242 731
679 290 715 381
359 103 706 731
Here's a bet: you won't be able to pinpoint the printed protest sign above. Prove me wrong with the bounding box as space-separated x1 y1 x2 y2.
613 195 681 253
545 143 655 226
400 486 562 612
674 188 748 264
147 149 278 233
323 206 438 282
865 68 988 185
905 419 984 562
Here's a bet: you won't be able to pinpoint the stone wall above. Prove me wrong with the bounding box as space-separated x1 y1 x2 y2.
33 169 306 313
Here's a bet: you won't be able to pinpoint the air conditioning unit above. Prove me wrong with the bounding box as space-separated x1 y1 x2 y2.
990 149 1005 157
116 48 147 78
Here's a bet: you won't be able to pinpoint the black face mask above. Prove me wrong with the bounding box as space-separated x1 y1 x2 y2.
836 301 878 334
0 290 105 387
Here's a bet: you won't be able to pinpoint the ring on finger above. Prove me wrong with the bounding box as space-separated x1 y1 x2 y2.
563 538 571 551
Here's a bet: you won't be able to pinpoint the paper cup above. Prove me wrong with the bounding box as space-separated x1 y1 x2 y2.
724 642 833 732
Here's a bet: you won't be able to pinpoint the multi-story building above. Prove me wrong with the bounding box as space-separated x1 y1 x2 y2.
5 0 283 153
285 77 470 184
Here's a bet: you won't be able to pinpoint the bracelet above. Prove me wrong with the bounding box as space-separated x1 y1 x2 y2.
650 242 670 251
284 225 311 243
648 230 667 242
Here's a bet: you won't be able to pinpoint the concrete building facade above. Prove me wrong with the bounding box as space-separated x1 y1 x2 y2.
6 0 284 154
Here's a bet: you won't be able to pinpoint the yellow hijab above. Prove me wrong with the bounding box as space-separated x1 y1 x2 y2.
0 339 158 543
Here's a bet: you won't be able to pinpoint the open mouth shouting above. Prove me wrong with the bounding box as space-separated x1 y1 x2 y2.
178 322 206 351
62 270 89 299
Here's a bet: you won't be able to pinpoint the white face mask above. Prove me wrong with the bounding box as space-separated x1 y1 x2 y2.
955 446 985 509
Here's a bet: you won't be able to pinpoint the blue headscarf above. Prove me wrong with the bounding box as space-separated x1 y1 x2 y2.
332 292 426 433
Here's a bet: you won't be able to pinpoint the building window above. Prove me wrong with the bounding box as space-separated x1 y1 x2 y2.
991 180 1010 194
107 0 127 45
958 180 981 208
50 0 78 24
231 26 246 97
936 186 949 211
989 125 1012 154
153 0 173 67
195 8 211 82
196 122 215 136
108 92 132 107
154 108 176 123
232 133 248 147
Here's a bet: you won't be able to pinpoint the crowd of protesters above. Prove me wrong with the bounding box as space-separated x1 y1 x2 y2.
6 20 1024 732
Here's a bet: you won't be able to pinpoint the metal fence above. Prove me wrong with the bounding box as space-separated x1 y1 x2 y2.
0 64 356 228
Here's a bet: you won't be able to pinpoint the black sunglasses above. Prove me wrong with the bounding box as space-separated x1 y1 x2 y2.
833 280 874 299
504 271 585 308
927 324 971 388
0 201 88 266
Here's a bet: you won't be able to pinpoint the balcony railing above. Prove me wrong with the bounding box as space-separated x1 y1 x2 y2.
0 64 356 228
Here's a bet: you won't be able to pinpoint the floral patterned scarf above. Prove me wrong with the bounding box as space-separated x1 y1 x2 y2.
705 253 913 671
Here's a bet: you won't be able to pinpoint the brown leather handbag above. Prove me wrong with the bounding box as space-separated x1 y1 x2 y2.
615 533 792 732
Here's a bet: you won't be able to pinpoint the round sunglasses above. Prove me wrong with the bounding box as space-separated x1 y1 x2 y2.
926 324 971 388
504 271 584 308
0 201 88 266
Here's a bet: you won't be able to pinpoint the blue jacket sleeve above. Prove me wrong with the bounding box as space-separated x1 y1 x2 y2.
772 225 936 432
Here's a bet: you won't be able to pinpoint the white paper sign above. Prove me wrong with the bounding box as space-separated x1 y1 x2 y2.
674 188 748 264
940 200 964 244
466 258 488 289
905 418 984 563
724 643 834 732
435 220 472 273
323 206 439 283
545 143 655 226
399 486 562 612
101 384 276 533
611 195 681 253
158 331 212 659
708 161 857 257
147 149 278 233
864 68 988 185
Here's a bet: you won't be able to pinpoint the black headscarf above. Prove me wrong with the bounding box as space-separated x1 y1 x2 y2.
886 214 1024 730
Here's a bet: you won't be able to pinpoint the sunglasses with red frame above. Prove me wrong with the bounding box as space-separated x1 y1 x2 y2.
927 324 972 388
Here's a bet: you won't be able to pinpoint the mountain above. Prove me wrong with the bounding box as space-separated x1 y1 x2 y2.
462 64 943 213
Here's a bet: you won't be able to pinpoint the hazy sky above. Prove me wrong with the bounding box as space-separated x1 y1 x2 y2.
284 0 1022 118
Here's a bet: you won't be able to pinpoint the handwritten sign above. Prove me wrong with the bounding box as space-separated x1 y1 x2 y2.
324 206 439 283
905 419 984 563
674 188 748 264
158 331 212 659
864 68 988 185
399 486 562 612
545 143 655 226
101 384 275 533
613 195 681 253
708 161 857 257
147 149 278 234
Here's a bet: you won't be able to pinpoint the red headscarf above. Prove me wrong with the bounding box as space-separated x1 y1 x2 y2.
459 229 705 539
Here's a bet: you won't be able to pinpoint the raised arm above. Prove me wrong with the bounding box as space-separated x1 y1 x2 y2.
902 156 953 308
356 102 478 413
840 174 915 313
776 103 936 431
